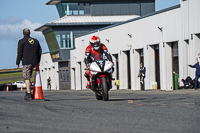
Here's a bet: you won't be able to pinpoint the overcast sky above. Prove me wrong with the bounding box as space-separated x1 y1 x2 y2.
0 0 180 69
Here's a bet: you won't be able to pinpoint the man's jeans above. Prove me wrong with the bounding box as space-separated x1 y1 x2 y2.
195 75 200 89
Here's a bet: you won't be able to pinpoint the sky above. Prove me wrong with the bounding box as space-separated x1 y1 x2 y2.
0 0 180 69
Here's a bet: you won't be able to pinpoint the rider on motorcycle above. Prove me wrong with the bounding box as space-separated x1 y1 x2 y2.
84 35 113 89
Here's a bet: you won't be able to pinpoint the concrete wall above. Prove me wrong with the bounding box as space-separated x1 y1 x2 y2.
71 0 200 91
40 53 59 90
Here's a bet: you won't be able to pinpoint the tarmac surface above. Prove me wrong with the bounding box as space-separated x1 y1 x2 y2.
0 89 200 133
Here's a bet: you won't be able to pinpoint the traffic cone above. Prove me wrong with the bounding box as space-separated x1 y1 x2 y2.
6 85 9 92
32 64 44 100
21 85 23 91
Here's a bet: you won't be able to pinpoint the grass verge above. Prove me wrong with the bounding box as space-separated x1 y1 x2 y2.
0 71 35 84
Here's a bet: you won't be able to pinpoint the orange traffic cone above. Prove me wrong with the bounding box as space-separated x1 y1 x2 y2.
32 64 44 100
6 85 9 92
21 85 23 91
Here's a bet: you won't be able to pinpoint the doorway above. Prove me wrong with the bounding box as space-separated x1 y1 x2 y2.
71 68 76 90
169 42 179 90
59 61 70 90
112 54 119 89
124 51 131 89
149 45 160 89
77 62 82 90
185 40 189 76
136 49 144 90
121 51 131 89
155 45 160 89
139 49 144 65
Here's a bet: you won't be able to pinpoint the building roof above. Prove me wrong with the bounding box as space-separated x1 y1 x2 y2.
46 0 61 5
74 5 180 38
35 15 138 31
46 0 152 5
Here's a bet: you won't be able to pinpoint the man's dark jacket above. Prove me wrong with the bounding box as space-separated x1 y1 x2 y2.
16 35 42 66
189 63 200 76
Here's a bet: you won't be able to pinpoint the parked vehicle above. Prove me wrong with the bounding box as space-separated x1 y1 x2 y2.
181 76 195 89
12 81 26 88
88 52 113 101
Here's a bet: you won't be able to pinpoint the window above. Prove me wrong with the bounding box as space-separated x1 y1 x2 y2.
69 3 78 15
56 3 65 17
62 34 66 48
54 31 74 49
84 3 90 15
60 70 62 81
62 3 90 16
63 70 66 81
66 70 69 82
79 3 84 15
56 35 61 48
62 3 69 15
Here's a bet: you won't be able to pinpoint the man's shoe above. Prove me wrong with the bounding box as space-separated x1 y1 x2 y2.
24 92 32 101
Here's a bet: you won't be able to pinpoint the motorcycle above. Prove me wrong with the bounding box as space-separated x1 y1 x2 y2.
181 76 195 89
88 52 113 101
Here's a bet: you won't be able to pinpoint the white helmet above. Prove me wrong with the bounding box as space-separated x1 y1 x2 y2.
89 36 101 50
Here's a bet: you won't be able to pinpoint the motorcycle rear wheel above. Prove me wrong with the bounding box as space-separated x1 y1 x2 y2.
100 77 109 101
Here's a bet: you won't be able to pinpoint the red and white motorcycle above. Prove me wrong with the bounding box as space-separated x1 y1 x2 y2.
89 52 113 101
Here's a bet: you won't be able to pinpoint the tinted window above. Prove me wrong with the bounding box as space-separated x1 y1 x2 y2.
62 3 90 16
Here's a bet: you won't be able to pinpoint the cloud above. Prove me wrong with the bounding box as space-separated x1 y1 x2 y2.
0 17 45 42
0 17 23 24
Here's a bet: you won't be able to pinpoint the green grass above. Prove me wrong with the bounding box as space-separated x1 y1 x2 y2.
0 71 35 84
0 72 23 79
0 71 35 79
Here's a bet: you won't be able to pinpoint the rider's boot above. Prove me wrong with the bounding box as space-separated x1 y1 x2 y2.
86 81 91 89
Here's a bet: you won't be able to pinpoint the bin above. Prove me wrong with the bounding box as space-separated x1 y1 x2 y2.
174 72 179 90
152 82 157 89
114 80 119 89
114 80 119 86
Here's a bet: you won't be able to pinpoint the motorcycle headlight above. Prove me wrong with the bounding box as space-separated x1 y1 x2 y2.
90 62 101 72
90 71 98 75
104 62 113 72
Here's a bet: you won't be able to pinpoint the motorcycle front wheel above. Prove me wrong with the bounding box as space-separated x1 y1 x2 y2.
95 93 103 100
100 77 109 101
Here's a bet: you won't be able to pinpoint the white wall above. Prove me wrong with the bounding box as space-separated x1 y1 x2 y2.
71 0 200 91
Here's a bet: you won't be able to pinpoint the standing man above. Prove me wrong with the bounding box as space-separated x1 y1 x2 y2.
197 53 200 65
138 63 146 91
188 62 200 90
47 77 51 90
16 28 42 101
